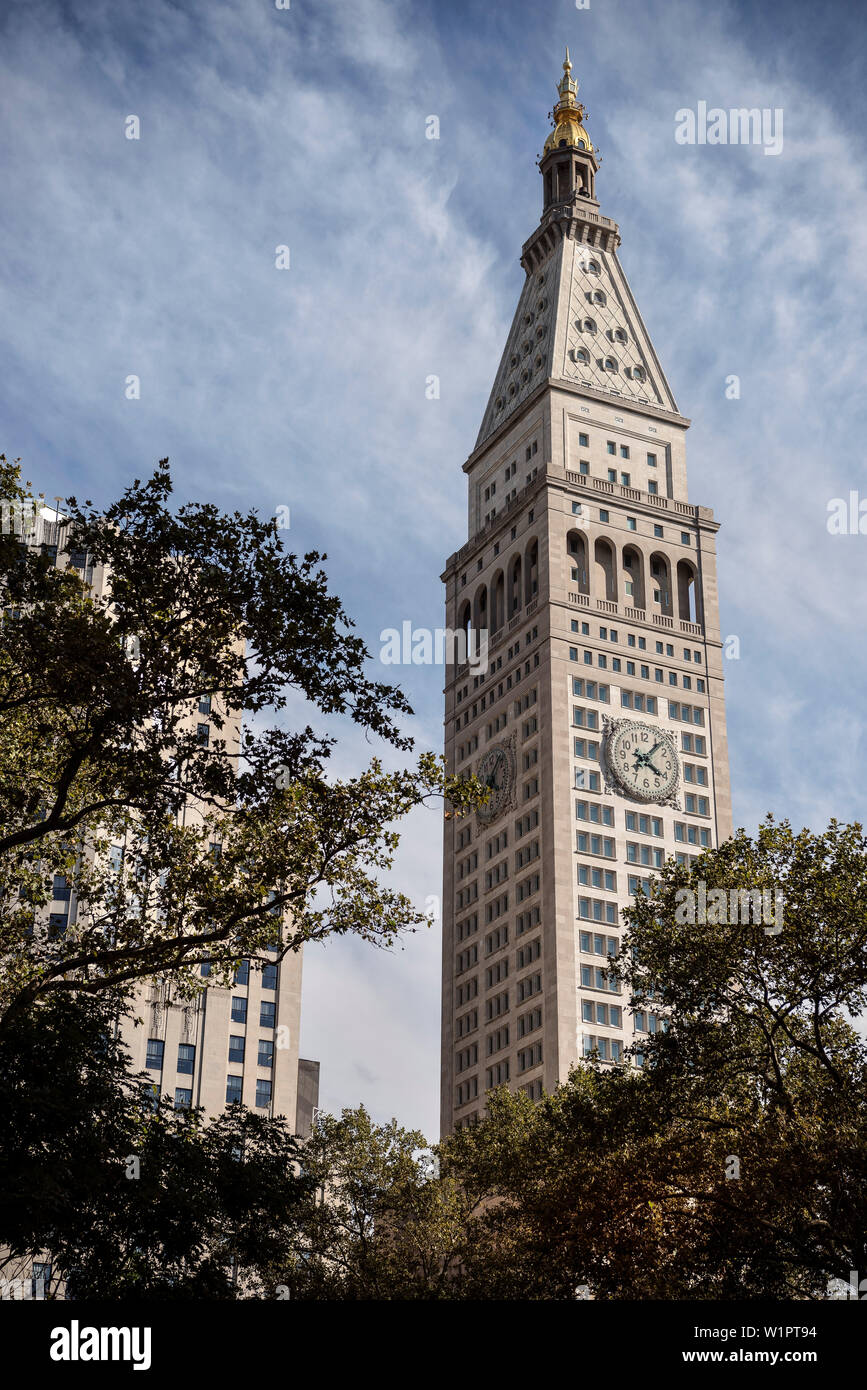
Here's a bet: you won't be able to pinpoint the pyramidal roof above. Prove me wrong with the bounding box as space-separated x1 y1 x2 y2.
475 57 679 451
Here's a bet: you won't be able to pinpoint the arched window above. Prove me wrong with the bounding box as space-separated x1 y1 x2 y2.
677 560 700 624
567 530 589 594
490 570 505 633
594 537 617 602
473 584 488 632
524 539 539 604
508 555 523 616
458 600 471 641
649 553 672 616
622 544 645 609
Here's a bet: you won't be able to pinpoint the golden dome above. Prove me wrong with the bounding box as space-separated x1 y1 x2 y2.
543 49 594 154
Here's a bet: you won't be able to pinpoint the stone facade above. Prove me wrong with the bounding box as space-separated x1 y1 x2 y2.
440 59 732 1136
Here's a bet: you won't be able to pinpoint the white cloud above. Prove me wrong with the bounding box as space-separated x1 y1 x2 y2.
2 0 866 1133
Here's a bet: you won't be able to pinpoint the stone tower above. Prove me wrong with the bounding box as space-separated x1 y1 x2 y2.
440 53 731 1135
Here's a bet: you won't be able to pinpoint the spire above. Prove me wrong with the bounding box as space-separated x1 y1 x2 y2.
544 48 594 154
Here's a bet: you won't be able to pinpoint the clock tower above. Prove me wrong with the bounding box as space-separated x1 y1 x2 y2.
440 53 732 1134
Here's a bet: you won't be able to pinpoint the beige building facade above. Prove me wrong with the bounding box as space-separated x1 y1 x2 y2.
440 56 732 1135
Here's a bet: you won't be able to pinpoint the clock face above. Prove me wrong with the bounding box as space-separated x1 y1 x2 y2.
476 745 514 823
607 721 679 803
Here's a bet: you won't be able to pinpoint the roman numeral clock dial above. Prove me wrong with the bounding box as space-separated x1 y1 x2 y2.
475 743 515 823
604 719 680 804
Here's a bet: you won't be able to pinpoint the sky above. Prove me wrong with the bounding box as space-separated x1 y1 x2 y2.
2 0 866 1139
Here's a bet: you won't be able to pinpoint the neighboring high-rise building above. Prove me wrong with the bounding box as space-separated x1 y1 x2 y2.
6 502 312 1128
440 54 732 1135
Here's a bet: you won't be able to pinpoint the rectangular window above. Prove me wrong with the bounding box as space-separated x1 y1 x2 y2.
229 1035 246 1064
261 962 278 990
198 695 212 714
231 997 248 1024
620 446 630 459
260 1000 276 1029
174 1088 192 1110
177 1043 195 1075
197 722 210 746
235 960 249 986
579 432 589 447
607 441 616 455
226 1075 243 1105
647 453 656 467
255 1079 273 1110
146 1038 164 1071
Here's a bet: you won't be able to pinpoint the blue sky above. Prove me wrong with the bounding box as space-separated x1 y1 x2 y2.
2 0 866 1138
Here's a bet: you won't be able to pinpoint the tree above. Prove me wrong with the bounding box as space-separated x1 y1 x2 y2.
0 457 481 1028
439 818 867 1299
0 988 313 1299
272 1106 492 1300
